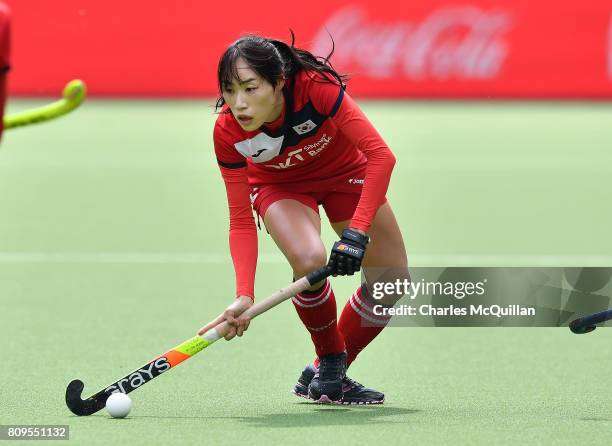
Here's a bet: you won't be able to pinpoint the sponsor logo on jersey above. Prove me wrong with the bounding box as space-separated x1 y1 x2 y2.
292 119 317 135
265 134 332 170
104 357 171 394
348 178 365 184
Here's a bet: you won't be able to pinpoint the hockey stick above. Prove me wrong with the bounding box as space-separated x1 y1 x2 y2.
65 266 332 416
569 309 612 334
3 79 86 129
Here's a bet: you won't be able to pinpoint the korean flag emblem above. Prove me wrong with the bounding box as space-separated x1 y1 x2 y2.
292 120 317 135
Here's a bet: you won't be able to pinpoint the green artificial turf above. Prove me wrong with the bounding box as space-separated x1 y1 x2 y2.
1 100 611 445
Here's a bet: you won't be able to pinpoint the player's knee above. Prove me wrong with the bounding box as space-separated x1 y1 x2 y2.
290 250 327 279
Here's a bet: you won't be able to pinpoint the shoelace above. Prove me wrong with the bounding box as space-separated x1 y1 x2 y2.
343 377 362 387
342 377 363 391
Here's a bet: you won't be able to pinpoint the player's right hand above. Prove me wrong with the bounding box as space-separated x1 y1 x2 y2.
197 295 253 340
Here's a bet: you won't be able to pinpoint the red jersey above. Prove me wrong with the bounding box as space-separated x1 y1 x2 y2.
214 70 396 299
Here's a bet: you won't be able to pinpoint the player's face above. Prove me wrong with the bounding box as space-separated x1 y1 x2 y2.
222 57 285 131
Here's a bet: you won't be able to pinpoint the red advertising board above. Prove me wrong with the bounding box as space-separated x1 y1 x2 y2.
0 1 10 137
4 0 612 98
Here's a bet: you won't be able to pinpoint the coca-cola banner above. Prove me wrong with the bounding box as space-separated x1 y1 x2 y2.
6 0 612 98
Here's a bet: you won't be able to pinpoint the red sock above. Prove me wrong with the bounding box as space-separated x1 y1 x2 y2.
292 280 345 357
337 284 392 366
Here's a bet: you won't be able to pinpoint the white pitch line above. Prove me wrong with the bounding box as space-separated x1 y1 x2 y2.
0 252 610 266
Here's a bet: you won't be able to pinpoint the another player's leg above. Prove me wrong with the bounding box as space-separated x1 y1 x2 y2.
263 198 347 403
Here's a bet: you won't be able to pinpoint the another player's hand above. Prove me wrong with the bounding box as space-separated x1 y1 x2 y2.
197 295 253 340
327 228 369 276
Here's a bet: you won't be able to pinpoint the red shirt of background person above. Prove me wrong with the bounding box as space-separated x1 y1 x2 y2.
198 33 408 404
0 2 10 140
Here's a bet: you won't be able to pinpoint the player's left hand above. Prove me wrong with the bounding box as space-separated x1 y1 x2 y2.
327 228 369 276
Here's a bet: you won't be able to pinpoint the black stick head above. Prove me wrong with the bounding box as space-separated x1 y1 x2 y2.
569 321 597 334
569 309 612 334
66 379 107 416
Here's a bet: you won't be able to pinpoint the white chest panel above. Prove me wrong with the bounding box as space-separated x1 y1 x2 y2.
234 132 285 163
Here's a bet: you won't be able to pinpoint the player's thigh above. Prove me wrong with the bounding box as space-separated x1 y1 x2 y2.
263 198 327 283
330 202 407 266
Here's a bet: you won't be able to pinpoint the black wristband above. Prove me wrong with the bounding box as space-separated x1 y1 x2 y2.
341 228 369 247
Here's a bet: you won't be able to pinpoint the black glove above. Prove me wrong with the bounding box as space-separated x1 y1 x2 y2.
327 228 369 276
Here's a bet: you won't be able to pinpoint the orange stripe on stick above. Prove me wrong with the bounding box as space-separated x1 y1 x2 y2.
157 350 191 367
